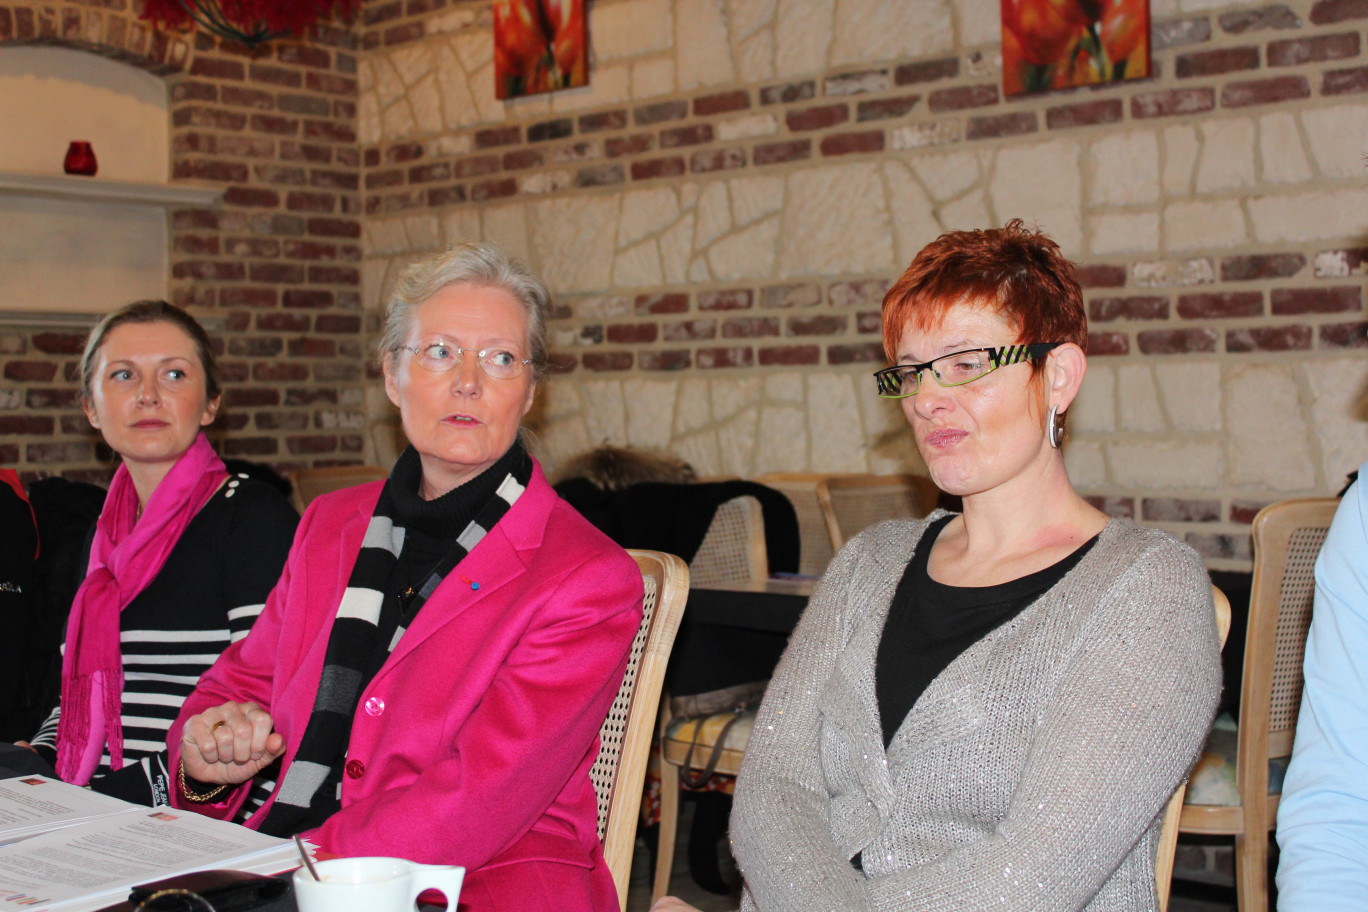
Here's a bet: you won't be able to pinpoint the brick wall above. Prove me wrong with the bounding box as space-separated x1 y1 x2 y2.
0 1 1360 566
358 0 1368 571
0 0 365 484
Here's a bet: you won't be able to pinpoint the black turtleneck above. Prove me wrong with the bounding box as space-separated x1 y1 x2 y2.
363 439 527 681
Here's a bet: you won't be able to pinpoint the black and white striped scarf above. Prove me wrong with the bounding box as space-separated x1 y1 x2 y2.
257 443 533 837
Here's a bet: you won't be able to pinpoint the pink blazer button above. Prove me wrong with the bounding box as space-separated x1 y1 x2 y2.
345 759 365 779
364 696 385 716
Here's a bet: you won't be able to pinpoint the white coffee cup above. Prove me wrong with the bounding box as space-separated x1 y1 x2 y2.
292 856 465 912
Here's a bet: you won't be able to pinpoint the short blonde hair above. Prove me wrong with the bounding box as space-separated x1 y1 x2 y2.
378 242 551 379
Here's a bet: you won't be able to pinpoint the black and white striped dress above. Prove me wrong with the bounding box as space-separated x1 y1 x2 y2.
31 474 297 808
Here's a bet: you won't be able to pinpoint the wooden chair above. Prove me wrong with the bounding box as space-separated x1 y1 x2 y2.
285 465 389 514
1175 499 1339 912
818 473 940 550
654 696 755 900
591 550 689 910
755 472 835 578
688 495 768 587
1155 584 1233 912
653 495 768 899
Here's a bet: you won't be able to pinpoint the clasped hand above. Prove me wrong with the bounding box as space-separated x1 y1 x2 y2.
180 701 286 784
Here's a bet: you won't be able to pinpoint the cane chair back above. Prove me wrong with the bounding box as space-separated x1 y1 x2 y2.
1176 498 1338 912
689 495 768 586
1156 585 1232 912
818 473 940 550
286 465 389 514
755 473 835 577
592 550 689 910
651 495 767 899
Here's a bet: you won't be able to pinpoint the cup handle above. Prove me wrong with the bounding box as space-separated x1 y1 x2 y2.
410 865 466 912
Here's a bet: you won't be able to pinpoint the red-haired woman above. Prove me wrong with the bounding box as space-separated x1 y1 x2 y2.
656 221 1222 912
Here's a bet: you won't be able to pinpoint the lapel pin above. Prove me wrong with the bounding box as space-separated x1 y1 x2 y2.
460 574 479 590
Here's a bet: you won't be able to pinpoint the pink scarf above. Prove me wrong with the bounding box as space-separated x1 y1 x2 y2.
56 433 228 785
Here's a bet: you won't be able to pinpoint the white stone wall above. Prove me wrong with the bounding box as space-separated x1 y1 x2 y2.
359 0 1368 569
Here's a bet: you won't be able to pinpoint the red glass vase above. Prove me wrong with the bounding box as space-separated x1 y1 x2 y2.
64 141 98 177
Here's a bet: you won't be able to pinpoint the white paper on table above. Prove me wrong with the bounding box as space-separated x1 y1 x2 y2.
0 776 135 845
0 806 300 911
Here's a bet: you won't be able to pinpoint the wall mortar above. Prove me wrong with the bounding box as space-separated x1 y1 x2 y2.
357 0 1368 571
0 0 365 483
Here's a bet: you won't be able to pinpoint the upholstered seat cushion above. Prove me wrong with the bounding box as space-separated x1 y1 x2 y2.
662 710 757 776
1185 713 1290 807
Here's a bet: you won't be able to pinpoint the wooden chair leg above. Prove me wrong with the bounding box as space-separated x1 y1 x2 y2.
653 762 681 902
1234 830 1270 912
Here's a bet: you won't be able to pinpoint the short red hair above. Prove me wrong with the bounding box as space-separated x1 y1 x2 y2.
881 220 1087 368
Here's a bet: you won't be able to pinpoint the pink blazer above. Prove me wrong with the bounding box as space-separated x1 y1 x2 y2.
169 461 642 911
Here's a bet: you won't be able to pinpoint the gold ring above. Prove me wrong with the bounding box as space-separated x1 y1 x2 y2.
210 720 228 733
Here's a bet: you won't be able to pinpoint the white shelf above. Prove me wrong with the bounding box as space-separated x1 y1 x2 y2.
0 171 222 207
0 310 227 330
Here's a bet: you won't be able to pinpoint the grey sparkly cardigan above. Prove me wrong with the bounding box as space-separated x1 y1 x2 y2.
730 514 1222 912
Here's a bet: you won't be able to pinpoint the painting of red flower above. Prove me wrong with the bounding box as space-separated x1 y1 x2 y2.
494 0 588 100
1001 0 1150 95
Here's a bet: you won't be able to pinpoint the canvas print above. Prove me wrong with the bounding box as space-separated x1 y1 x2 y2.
494 0 587 100
1001 0 1150 95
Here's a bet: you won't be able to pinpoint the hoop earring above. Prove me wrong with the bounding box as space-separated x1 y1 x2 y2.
1047 405 1065 449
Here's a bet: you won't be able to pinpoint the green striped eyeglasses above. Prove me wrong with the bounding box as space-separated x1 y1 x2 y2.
873 342 1062 399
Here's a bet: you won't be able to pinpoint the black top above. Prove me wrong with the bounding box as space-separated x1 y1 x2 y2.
875 515 1099 748
0 481 38 742
31 475 298 806
21 477 107 741
555 478 800 573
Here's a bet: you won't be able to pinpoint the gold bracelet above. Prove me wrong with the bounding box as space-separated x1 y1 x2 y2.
178 759 230 804
134 888 214 911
